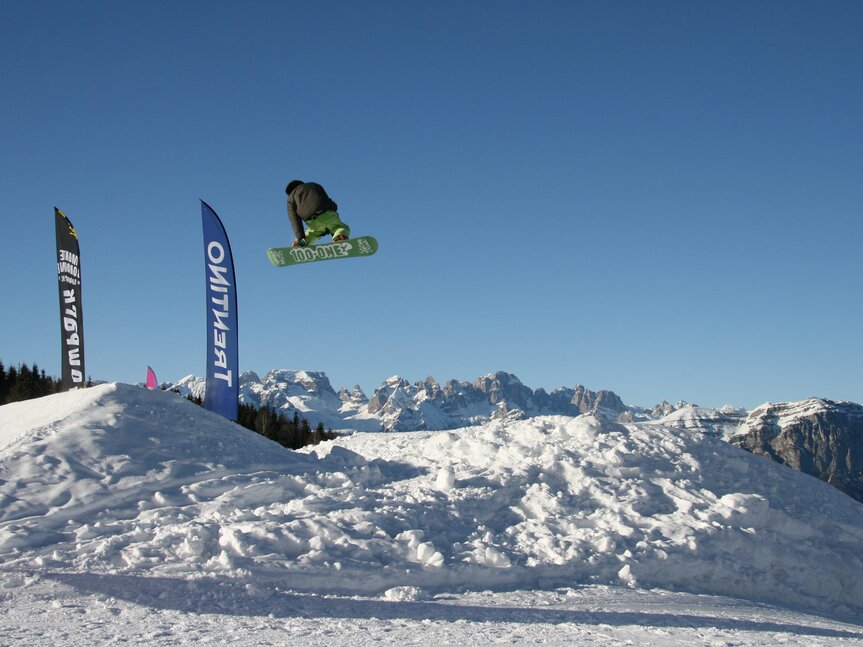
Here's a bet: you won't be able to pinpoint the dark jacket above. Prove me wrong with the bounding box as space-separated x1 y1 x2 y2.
287 182 338 240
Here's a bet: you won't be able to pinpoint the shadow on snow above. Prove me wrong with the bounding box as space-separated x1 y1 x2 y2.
43 571 863 639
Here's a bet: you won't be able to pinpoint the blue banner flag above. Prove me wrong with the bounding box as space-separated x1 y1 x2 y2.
201 200 238 421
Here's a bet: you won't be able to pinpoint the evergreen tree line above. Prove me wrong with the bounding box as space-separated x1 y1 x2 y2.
0 360 62 404
186 395 337 450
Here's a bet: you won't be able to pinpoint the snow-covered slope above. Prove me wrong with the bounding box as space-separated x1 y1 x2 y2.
2 383 863 623
0 383 309 557
166 370 863 509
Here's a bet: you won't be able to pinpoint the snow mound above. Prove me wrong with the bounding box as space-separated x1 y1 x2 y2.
2 384 863 619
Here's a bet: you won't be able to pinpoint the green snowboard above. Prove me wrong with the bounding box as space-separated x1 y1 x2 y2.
267 236 378 267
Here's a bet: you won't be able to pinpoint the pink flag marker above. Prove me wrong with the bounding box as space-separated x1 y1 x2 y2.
146 366 157 390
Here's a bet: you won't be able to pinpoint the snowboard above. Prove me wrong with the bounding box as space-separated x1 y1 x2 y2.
266 235 378 267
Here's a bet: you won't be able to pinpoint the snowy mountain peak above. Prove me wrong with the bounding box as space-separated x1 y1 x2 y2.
745 397 863 430
240 369 261 383
651 400 677 418
649 403 747 439
474 370 524 386
338 385 368 405
422 375 441 389
263 369 336 395
473 371 534 407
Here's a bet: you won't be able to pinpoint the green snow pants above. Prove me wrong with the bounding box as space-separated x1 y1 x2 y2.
304 211 350 245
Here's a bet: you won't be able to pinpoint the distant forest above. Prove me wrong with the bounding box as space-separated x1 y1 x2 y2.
0 361 62 404
1 359 335 450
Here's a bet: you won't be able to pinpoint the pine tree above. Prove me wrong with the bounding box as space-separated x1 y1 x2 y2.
9 364 35 402
237 403 258 432
32 364 51 398
312 421 325 445
186 393 204 406
255 406 279 440
5 365 18 404
275 411 299 449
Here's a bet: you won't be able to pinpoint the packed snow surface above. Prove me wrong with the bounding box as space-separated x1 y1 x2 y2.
2 383 863 645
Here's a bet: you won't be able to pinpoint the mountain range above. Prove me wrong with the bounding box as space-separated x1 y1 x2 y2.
170 370 708 433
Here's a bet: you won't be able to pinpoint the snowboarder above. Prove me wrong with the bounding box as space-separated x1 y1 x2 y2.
286 180 350 247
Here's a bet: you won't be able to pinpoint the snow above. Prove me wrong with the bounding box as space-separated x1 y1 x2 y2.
1 383 863 645
746 397 863 432
649 404 746 439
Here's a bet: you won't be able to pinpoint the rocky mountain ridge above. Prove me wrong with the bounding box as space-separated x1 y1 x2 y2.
171 370 660 433
731 398 863 503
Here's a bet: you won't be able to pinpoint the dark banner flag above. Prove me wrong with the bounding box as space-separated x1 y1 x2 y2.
54 208 86 390
201 200 238 421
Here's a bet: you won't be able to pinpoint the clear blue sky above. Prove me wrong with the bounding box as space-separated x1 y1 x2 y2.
2 1 861 410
